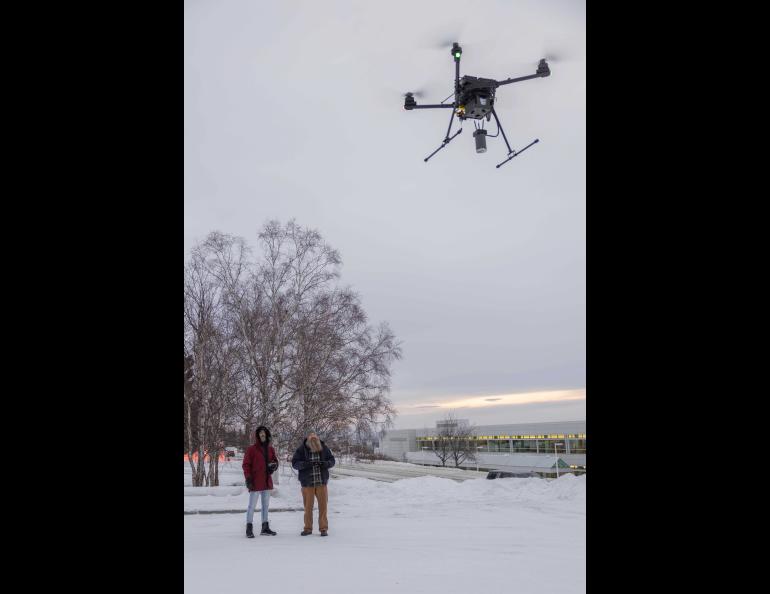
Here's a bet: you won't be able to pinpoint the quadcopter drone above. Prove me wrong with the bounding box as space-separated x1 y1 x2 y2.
403 42 550 168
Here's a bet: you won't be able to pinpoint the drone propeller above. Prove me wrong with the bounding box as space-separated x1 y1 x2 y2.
543 52 562 62
420 21 496 53
501 44 580 71
540 42 584 63
422 22 464 50
429 36 461 51
425 38 497 54
395 81 452 100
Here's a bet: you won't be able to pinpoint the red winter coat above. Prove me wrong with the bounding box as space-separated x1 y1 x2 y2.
242 443 278 491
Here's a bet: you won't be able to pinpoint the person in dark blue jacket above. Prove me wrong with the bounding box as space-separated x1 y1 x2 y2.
291 431 336 536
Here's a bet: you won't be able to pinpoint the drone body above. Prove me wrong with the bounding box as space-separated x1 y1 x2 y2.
456 76 499 119
403 43 550 168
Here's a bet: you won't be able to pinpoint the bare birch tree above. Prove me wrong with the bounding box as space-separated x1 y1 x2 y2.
432 411 477 468
183 240 239 486
447 414 477 468
184 220 401 475
431 434 453 467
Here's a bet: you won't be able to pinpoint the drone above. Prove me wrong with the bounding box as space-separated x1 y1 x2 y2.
403 42 550 168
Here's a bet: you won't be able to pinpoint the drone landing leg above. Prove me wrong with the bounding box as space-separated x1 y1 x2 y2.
495 139 540 169
491 109 515 155
424 129 461 162
491 109 539 169
424 111 462 163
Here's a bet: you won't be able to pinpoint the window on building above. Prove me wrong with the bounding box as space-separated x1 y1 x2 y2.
495 440 511 453
511 440 536 453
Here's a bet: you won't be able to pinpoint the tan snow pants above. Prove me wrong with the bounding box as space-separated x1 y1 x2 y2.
301 484 328 532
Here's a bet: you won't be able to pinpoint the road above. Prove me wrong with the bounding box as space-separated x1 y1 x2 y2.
329 460 487 483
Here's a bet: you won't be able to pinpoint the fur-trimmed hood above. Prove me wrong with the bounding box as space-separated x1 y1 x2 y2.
255 425 272 444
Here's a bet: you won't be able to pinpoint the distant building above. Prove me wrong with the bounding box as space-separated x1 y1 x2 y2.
378 420 586 472
377 429 416 460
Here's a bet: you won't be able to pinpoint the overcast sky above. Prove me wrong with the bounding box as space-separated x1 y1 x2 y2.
184 0 585 430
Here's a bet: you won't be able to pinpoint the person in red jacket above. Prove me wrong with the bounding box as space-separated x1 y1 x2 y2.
242 426 279 537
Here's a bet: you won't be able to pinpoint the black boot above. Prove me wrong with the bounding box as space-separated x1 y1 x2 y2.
246 523 254 538
261 522 277 536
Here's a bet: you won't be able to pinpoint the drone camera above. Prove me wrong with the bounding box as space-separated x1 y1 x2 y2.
473 129 488 153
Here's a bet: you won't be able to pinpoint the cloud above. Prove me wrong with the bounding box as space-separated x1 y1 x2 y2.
394 398 586 428
399 388 585 415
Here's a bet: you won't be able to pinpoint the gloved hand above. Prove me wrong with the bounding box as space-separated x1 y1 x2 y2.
246 477 254 490
267 462 278 474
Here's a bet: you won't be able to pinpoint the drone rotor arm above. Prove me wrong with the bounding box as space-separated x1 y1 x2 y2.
408 103 456 110
455 50 461 97
494 72 542 87
495 59 551 87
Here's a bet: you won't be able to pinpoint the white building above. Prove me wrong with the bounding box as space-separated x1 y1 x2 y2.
378 420 586 472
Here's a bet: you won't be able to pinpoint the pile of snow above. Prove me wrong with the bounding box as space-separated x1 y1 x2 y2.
184 460 586 514
183 458 586 518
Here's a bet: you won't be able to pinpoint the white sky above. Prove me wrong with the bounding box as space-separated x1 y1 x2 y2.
184 0 585 428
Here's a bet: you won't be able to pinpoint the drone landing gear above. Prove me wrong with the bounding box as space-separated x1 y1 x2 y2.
424 129 462 162
496 139 540 169
490 109 539 169
424 109 462 162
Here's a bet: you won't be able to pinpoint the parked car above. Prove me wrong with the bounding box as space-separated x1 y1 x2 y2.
223 446 240 458
486 471 539 479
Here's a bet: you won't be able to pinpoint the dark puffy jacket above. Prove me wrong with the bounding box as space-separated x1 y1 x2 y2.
291 439 336 487
242 426 278 491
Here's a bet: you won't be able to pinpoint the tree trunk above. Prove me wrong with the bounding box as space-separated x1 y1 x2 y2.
188 452 200 486
196 446 206 486
209 454 219 487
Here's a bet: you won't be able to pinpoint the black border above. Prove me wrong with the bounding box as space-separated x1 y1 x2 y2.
14 2 182 589
13 1 733 590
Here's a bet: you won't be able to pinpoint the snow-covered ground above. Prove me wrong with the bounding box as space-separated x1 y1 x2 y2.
184 459 487 513
184 461 585 593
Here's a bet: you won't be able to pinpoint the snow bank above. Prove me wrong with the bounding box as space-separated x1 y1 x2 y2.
183 463 585 514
